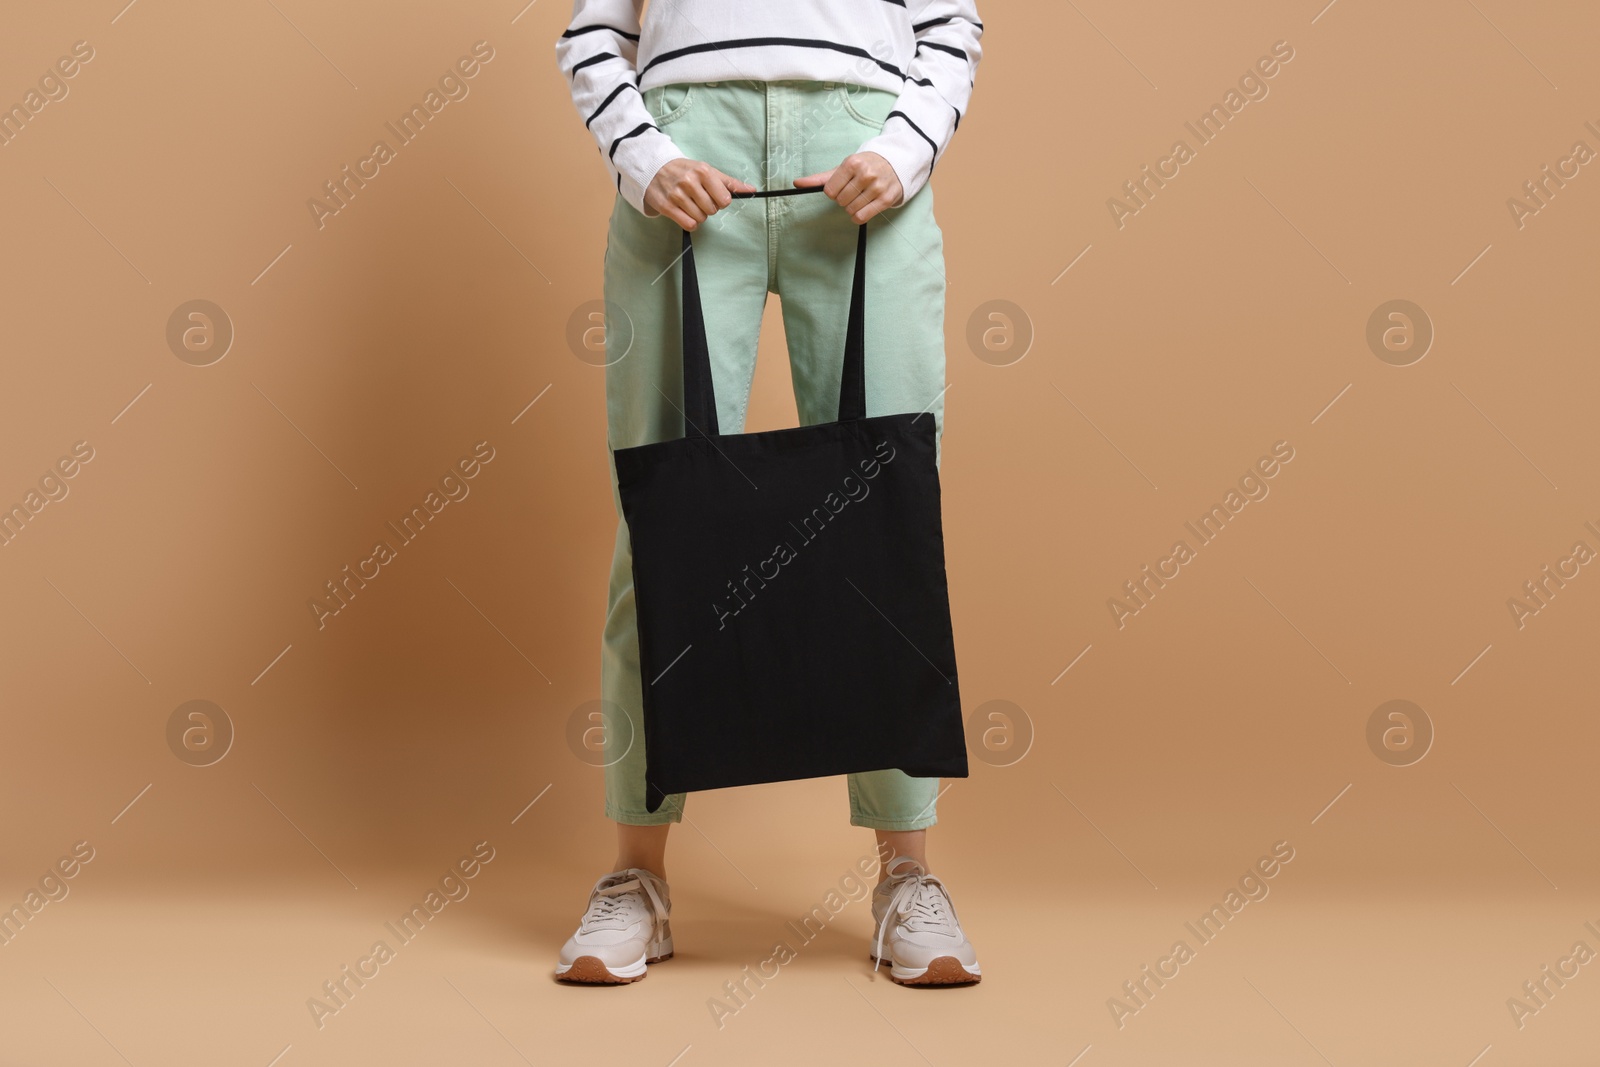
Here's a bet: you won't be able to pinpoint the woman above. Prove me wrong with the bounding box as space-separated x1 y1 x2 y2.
553 0 984 986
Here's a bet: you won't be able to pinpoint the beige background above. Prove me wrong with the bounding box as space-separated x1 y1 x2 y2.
2 1 1597 1064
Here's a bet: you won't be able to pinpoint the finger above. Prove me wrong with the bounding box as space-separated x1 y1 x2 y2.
720 172 759 194
841 187 878 221
684 178 720 218
665 204 696 230
833 170 872 210
670 181 711 219
671 190 709 228
793 170 833 188
647 192 686 229
838 187 876 217
849 193 893 224
824 165 859 201
855 170 899 216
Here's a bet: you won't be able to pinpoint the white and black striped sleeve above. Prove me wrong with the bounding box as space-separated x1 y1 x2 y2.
554 0 685 218
854 0 983 205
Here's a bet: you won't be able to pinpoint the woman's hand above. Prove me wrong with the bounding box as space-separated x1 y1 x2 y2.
793 152 904 223
645 159 758 230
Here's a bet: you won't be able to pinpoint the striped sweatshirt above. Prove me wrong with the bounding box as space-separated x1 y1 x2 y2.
554 0 983 218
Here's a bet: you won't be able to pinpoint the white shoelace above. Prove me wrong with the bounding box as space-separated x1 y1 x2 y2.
872 865 961 973
580 869 670 942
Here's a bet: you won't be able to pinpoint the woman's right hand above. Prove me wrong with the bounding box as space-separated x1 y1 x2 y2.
645 159 757 230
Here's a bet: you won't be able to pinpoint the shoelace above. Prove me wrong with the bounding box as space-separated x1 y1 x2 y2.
580 869 670 943
871 867 961 973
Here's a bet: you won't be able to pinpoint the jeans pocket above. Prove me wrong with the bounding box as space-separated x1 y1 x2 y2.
644 82 696 126
835 84 894 131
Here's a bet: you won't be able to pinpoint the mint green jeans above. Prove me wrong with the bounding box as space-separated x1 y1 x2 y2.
599 79 947 830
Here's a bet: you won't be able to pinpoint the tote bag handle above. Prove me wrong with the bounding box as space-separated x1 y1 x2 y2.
679 185 867 440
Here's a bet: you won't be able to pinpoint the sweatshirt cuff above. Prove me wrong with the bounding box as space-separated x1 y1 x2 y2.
855 129 935 207
619 133 687 218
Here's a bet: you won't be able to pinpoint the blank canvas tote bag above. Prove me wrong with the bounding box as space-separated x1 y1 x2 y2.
612 186 968 814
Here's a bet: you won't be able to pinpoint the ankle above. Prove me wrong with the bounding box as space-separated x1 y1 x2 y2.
878 857 929 886
614 859 666 881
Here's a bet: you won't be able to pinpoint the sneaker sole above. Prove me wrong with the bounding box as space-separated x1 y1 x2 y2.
556 949 673 984
870 953 981 986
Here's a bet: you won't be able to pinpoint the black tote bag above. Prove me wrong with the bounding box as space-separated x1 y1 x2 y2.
611 186 968 813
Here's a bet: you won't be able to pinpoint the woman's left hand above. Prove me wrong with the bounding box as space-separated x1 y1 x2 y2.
794 152 904 223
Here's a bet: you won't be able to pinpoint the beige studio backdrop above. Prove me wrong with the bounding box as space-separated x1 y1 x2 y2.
2 1 1598 1065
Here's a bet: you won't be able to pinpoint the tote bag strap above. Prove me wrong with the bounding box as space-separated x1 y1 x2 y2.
679 185 868 440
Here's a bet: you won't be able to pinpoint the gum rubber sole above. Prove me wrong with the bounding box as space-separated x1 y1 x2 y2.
556 951 673 984
870 953 981 986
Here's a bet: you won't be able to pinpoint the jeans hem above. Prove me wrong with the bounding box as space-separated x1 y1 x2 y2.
850 814 938 831
607 804 684 826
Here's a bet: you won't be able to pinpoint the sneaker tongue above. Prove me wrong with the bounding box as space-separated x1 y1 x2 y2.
901 877 953 928
884 856 926 879
599 867 659 895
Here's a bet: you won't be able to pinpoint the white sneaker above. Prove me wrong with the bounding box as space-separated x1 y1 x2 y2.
555 867 674 983
869 856 981 985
